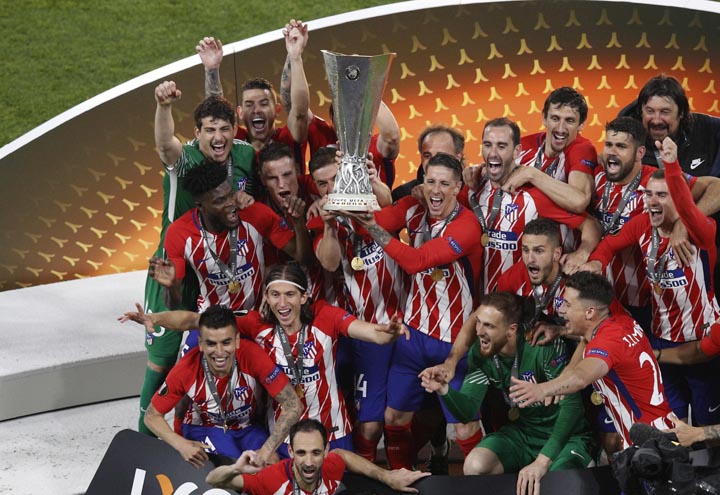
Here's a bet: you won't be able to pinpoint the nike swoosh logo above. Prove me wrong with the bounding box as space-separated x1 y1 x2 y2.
709 403 720 413
604 417 614 425
570 450 585 459
691 158 705 170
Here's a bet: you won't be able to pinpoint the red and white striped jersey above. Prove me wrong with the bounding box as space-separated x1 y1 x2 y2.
592 165 698 307
375 196 484 343
151 342 288 429
235 301 357 442
241 452 346 495
164 203 294 312
469 184 586 293
517 132 597 181
589 160 718 342
310 217 407 324
496 262 566 319
584 313 674 448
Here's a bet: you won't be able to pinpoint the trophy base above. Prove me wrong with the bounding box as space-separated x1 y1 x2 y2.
323 193 380 211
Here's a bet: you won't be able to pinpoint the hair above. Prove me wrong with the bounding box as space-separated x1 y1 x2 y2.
523 217 561 248
565 271 614 307
194 96 236 129
478 291 524 327
289 419 328 448
648 167 689 187
605 117 647 147
425 152 463 182
183 160 229 200
261 262 314 325
241 77 277 102
542 87 589 125
258 142 294 171
308 147 338 175
483 117 521 147
636 75 691 135
417 125 465 156
199 305 237 333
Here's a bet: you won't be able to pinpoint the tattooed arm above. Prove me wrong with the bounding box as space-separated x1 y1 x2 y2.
254 383 303 466
197 37 224 98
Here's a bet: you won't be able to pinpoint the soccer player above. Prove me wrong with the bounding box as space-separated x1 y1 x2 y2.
339 152 484 469
205 419 429 493
139 305 302 466
132 262 409 455
149 161 309 314
420 292 594 495
508 271 675 448
583 137 720 425
138 83 255 435
463 117 601 293
309 148 407 462
392 125 465 201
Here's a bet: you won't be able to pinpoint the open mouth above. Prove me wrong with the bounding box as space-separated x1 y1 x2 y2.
429 195 442 209
277 308 292 320
605 156 621 175
252 117 266 131
527 265 540 278
210 142 227 158
212 356 229 368
551 131 568 146
478 335 491 352
226 206 239 224
486 158 502 176
649 207 663 223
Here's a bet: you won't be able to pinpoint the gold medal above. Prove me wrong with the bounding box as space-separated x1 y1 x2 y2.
222 423 228 434
430 268 444 282
228 280 241 294
653 281 662 295
508 406 520 422
294 383 304 399
351 256 365 271
590 391 604 406
481 232 489 247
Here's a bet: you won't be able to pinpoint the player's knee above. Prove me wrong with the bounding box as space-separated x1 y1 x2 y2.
463 447 502 475
384 407 413 426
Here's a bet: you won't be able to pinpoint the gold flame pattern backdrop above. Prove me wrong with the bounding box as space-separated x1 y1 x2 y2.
0 1 718 290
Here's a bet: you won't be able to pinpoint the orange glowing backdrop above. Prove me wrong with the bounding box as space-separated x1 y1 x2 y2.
0 0 718 290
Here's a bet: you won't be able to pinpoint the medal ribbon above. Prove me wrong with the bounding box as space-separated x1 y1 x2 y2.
599 170 643 235
468 182 503 233
533 140 560 178
422 202 461 244
528 273 564 328
199 216 240 289
492 351 520 409
652 148 665 170
275 324 307 387
336 216 364 261
201 355 237 429
646 227 670 286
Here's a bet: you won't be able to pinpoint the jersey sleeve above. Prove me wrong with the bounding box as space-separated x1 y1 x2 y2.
241 461 286 495
315 300 357 338
383 210 483 273
163 219 188 280
588 214 645 267
665 158 716 250
244 202 295 251
564 136 597 176
584 324 623 371
321 452 346 482
374 196 416 233
438 345 488 423
537 340 585 461
150 352 195 414
700 323 720 357
238 340 290 397
528 189 586 229
235 311 265 339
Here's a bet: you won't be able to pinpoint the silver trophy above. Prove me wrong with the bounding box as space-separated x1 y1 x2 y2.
322 50 395 211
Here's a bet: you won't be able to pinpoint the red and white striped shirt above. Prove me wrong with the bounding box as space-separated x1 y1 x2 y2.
241 452 346 495
151 342 288 429
496 262 566 319
376 196 484 343
164 203 294 312
235 302 356 442
517 132 597 181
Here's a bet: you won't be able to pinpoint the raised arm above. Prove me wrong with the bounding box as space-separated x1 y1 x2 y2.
313 200 343 272
283 20 310 144
347 315 410 345
197 36 224 98
375 101 400 160
154 81 184 166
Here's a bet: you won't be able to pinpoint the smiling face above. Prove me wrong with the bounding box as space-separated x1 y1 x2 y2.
195 116 236 164
198 181 240 231
542 103 584 155
261 155 299 209
265 281 308 333
423 165 462 219
482 125 520 185
601 130 643 184
641 95 682 143
199 325 239 377
475 304 516 358
644 177 678 230
289 430 328 489
521 233 561 286
240 88 279 144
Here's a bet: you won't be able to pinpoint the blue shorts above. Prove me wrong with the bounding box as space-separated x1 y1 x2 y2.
182 424 269 459
181 329 200 358
277 434 353 458
386 325 475 424
650 336 720 424
351 339 394 422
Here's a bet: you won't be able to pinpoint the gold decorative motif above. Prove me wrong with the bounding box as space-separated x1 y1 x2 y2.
643 55 658 70
627 8 642 25
428 55 444 72
534 13 549 30
559 57 574 72
615 54 630 70
502 63 517 79
565 10 580 27
596 8 611 26
606 32 621 49
665 34 680 50
488 43 504 60
576 33 592 50
503 16 519 34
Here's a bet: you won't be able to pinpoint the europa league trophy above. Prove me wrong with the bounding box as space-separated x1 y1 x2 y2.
322 50 395 211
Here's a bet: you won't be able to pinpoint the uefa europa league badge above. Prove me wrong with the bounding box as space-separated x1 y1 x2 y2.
322 51 395 212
